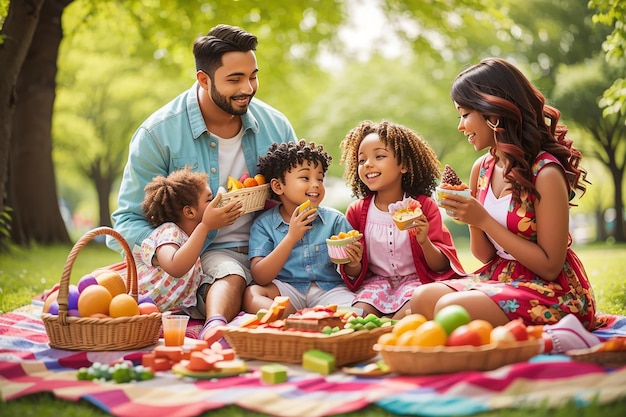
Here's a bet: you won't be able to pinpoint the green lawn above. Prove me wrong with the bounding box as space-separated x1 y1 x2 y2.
1 240 625 416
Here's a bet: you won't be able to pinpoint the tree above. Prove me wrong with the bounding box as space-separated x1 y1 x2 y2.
553 58 626 242
0 0 46 246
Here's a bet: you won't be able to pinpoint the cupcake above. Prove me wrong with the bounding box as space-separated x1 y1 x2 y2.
388 197 423 230
435 164 471 205
326 230 363 264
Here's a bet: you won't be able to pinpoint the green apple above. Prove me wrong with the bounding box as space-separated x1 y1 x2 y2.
434 305 471 335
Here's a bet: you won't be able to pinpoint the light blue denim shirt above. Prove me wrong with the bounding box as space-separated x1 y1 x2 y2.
248 205 354 292
108 83 297 253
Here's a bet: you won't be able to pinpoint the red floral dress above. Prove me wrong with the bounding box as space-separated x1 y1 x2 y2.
443 152 597 329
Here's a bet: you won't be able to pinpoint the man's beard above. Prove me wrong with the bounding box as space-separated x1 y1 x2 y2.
210 83 253 116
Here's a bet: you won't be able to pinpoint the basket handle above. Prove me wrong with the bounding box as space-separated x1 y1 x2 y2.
56 227 137 325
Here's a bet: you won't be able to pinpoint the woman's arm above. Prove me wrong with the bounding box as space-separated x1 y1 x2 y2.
467 158 497 263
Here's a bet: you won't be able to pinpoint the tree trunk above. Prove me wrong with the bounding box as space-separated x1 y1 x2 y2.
0 0 46 249
8 0 74 246
92 161 113 228
611 167 625 242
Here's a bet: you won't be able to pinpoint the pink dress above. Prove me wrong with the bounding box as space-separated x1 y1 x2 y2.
443 152 597 329
133 223 205 313
342 194 465 314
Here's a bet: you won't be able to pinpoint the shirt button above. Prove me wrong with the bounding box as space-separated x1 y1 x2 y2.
210 142 216 148
210 167 216 173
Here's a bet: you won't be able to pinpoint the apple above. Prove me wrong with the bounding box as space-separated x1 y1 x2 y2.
77 274 98 293
503 319 528 341
446 324 483 346
434 305 471 335
490 325 517 345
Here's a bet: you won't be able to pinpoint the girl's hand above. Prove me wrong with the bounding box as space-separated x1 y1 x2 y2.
345 240 363 268
286 205 317 240
408 215 430 244
202 193 243 230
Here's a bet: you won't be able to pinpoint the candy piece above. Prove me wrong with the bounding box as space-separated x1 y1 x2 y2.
261 363 288 384
302 349 335 374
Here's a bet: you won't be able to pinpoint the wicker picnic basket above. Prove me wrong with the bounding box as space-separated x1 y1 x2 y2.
41 227 162 351
222 326 391 366
217 184 270 214
374 339 542 375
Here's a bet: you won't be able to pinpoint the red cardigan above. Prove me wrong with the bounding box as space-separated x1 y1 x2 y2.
340 194 466 291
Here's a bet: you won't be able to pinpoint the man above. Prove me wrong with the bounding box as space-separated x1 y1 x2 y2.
108 24 297 339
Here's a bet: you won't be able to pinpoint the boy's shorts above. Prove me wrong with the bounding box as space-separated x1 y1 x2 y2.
273 281 355 311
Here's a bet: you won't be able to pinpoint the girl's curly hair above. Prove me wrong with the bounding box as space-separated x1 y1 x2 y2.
340 120 442 198
142 166 209 226
257 140 332 200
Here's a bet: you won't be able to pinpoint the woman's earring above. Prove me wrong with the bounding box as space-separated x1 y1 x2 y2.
486 119 500 131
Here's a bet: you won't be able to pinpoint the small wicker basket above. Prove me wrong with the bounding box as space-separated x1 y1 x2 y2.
374 339 542 375
41 227 162 351
222 326 391 366
217 184 270 214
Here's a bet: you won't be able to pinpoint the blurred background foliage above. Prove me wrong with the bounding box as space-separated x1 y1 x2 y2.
2 0 624 243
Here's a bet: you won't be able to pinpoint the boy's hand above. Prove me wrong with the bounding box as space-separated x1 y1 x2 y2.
201 193 243 230
287 204 317 240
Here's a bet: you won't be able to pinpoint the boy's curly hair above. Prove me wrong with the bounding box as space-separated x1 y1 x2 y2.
340 120 442 198
257 140 332 200
142 166 209 227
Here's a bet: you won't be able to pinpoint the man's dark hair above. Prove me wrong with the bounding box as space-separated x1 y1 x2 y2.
193 24 258 77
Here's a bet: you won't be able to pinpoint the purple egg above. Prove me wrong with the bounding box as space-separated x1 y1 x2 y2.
138 295 156 305
48 300 59 315
68 309 81 317
77 274 98 293
68 284 80 310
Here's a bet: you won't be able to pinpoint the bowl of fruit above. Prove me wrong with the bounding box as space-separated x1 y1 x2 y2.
326 230 363 264
373 305 543 375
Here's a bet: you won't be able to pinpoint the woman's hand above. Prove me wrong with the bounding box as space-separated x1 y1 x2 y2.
440 194 487 228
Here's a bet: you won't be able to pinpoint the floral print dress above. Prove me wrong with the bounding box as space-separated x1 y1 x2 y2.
134 222 205 313
443 152 597 329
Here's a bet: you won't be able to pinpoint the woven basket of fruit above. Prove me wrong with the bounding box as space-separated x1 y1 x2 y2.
217 183 270 214
567 337 626 368
41 227 162 351
222 325 391 367
374 339 542 375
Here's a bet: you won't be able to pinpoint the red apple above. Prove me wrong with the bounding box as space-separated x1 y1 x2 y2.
504 319 528 341
446 324 483 347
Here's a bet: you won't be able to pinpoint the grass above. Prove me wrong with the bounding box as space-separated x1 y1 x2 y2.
1 240 625 416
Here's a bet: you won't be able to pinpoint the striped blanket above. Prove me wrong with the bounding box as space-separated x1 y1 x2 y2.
1 302 626 417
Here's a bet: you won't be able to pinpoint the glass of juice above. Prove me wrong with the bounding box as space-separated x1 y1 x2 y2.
161 312 189 346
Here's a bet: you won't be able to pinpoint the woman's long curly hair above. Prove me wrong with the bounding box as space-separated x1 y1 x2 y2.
340 120 442 198
142 166 209 226
258 140 332 200
451 57 588 204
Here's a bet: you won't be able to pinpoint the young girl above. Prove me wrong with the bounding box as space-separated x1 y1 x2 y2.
244 140 357 316
136 167 241 333
411 58 597 333
339 120 465 319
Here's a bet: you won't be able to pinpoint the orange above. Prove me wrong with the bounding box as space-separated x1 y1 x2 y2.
410 320 447 346
243 177 258 188
95 270 127 297
42 289 59 313
396 329 418 346
466 319 494 345
78 285 112 317
377 332 399 346
138 302 160 315
254 174 266 185
109 294 140 318
392 313 427 337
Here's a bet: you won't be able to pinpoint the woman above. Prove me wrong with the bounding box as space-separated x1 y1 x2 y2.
410 58 597 333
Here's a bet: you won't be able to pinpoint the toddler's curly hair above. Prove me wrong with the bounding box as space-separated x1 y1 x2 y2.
340 120 442 198
142 166 209 226
258 140 332 200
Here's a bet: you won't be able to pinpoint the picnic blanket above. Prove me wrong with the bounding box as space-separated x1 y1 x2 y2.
2 302 626 417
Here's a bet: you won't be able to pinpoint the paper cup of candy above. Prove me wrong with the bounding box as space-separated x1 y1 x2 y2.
326 232 363 264
435 186 471 205
389 197 423 230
